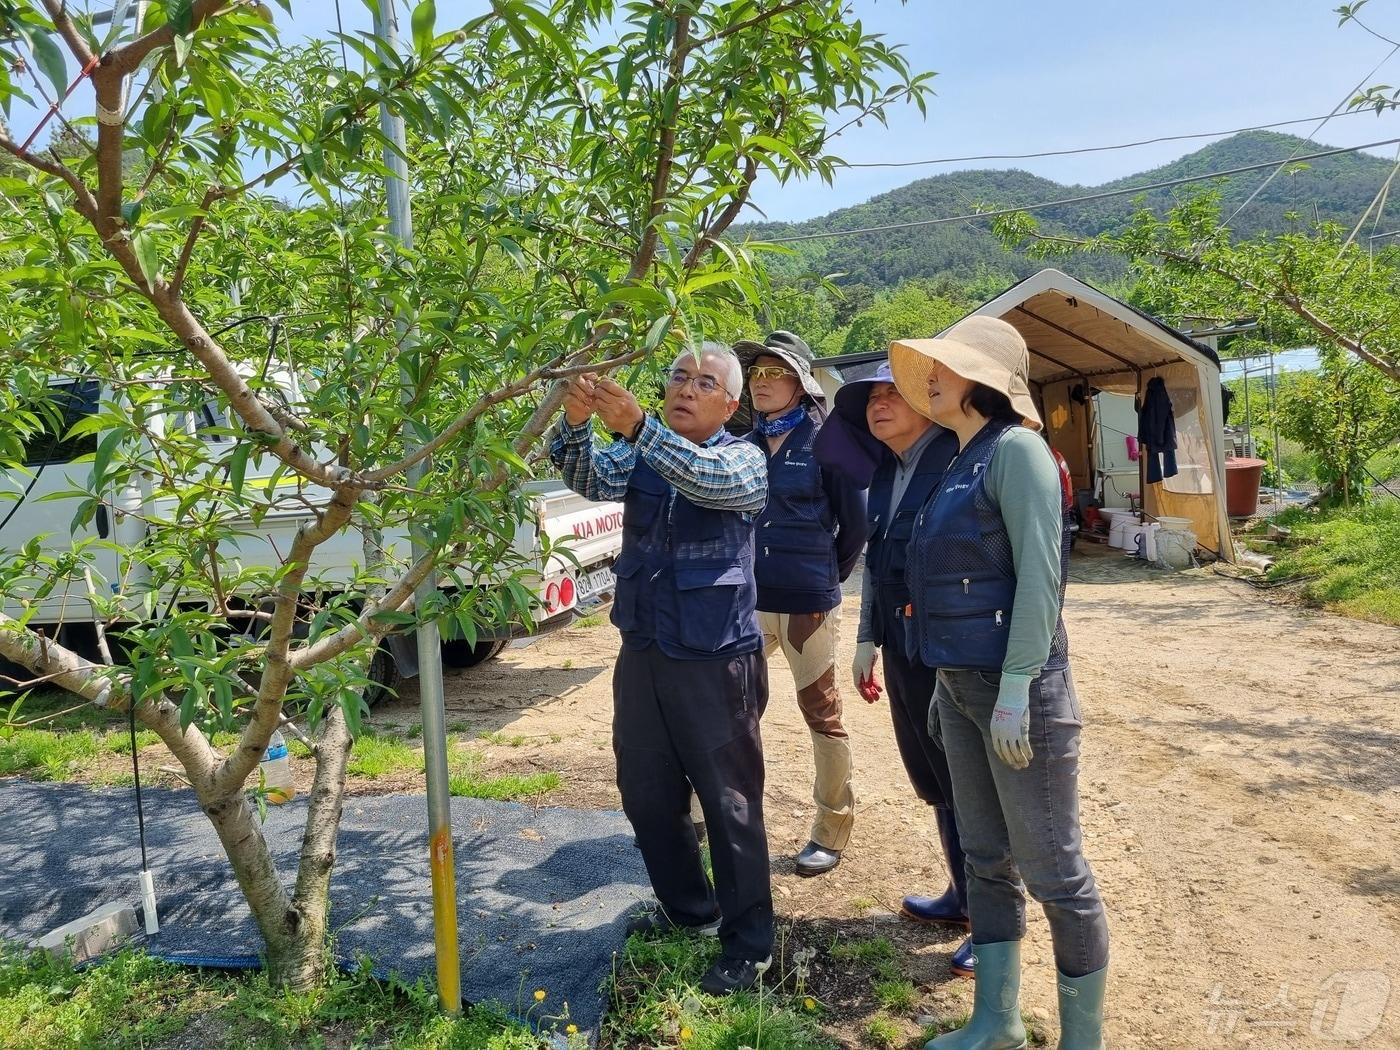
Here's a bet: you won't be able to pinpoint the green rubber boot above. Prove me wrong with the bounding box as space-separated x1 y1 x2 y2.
926 941 1027 1050
1056 965 1107 1050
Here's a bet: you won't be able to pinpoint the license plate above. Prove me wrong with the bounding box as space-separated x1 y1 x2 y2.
576 566 615 601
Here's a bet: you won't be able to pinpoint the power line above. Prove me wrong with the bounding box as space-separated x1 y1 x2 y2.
1214 43 1400 234
761 137 1400 244
841 108 1388 169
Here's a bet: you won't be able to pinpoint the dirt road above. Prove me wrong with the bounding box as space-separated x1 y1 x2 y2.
378 547 1400 1048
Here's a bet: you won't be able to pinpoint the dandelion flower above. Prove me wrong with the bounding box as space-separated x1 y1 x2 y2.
566 1024 578 1035
680 1026 693 1042
534 988 547 1002
803 996 817 1011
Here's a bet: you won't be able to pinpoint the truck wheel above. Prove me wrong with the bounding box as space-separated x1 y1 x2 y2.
363 643 398 707
440 638 507 669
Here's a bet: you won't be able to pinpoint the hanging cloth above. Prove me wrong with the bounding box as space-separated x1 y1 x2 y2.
1136 377 1178 483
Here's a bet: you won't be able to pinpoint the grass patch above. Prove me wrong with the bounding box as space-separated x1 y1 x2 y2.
448 750 560 801
347 731 423 779
829 936 896 968
603 931 836 1050
0 944 568 1050
0 728 101 780
573 614 606 628
478 731 527 747
872 977 916 1012
1260 502 1400 624
862 1013 902 1048
849 895 878 915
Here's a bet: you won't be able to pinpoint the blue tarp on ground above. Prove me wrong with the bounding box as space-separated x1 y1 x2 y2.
0 780 650 1034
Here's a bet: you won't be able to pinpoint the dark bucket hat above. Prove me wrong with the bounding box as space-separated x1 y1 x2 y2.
813 361 898 487
733 331 827 406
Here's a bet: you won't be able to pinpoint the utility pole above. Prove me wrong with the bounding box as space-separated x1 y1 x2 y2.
371 0 462 1016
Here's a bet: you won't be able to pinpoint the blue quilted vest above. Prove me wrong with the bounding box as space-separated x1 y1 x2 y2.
749 414 840 606
610 431 761 660
864 430 959 649
905 420 1070 673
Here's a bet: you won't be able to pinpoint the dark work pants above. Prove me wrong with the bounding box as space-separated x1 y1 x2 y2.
881 611 968 907
936 666 1109 976
881 624 957 809
613 643 774 961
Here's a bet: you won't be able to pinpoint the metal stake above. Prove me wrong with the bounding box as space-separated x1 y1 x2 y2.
371 0 461 1015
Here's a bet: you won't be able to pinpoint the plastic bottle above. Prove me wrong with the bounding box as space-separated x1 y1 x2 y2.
260 730 296 804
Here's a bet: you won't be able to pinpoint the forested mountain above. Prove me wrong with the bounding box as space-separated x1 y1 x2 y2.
736 131 1397 289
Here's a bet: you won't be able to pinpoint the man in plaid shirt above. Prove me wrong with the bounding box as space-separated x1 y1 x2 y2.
549 343 773 995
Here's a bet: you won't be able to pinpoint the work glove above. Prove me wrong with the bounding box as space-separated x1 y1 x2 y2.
990 672 1034 770
852 640 882 702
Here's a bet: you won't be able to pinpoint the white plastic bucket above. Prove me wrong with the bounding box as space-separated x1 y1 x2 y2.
1154 515 1192 531
1101 508 1135 549
1123 522 1159 561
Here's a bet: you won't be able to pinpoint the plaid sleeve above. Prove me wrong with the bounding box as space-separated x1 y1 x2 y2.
548 417 635 502
633 416 768 514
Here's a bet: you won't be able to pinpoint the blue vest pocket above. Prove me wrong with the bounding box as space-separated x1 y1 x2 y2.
610 552 646 633
915 574 1015 670
757 521 838 590
674 562 748 653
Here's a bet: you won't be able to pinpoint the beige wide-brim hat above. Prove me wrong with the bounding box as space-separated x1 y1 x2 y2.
889 315 1043 431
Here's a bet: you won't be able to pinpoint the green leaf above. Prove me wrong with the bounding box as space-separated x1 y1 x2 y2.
172 32 193 69
91 429 125 488
411 0 436 55
227 442 251 499
29 32 68 98
130 229 161 288
643 313 673 351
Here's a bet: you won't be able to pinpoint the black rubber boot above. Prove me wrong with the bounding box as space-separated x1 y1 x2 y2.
900 806 970 927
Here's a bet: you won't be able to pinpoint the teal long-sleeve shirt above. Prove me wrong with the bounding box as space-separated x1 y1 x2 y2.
984 427 1065 679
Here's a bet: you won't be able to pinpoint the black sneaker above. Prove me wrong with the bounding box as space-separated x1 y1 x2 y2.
699 955 771 995
625 907 721 939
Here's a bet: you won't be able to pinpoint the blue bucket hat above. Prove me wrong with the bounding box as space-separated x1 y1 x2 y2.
814 361 898 487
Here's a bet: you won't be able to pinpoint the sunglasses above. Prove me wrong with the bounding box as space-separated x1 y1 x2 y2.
666 369 729 396
749 365 796 382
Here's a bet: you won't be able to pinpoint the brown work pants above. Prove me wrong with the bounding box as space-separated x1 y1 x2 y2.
758 607 854 851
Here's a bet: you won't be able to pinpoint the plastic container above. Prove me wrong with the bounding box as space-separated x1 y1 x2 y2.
1156 527 1197 570
1123 522 1159 561
1154 515 1193 531
1100 508 1135 549
1225 457 1266 517
260 730 296 804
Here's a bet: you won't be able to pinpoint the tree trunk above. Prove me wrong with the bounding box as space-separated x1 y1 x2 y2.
196 780 330 988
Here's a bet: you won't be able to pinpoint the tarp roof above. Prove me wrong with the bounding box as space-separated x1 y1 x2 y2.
813 269 1221 388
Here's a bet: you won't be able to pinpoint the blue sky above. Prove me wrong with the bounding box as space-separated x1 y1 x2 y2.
10 1 1400 222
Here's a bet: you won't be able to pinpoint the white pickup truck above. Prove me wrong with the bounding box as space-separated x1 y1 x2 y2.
0 377 623 698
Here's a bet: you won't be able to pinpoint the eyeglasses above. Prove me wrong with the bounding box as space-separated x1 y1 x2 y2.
749 365 797 383
666 368 729 396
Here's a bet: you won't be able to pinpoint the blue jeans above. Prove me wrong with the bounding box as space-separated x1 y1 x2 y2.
933 666 1109 977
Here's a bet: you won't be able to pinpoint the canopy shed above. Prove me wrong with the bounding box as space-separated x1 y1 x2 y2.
811 268 1234 562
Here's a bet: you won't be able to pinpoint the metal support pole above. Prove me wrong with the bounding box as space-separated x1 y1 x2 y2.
372 0 461 1016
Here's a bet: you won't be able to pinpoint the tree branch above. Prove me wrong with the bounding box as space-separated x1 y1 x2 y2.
210 485 359 796
0 132 96 210
629 11 690 282
39 0 95 67
107 0 228 74
363 350 573 483
690 0 807 47
170 189 217 295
